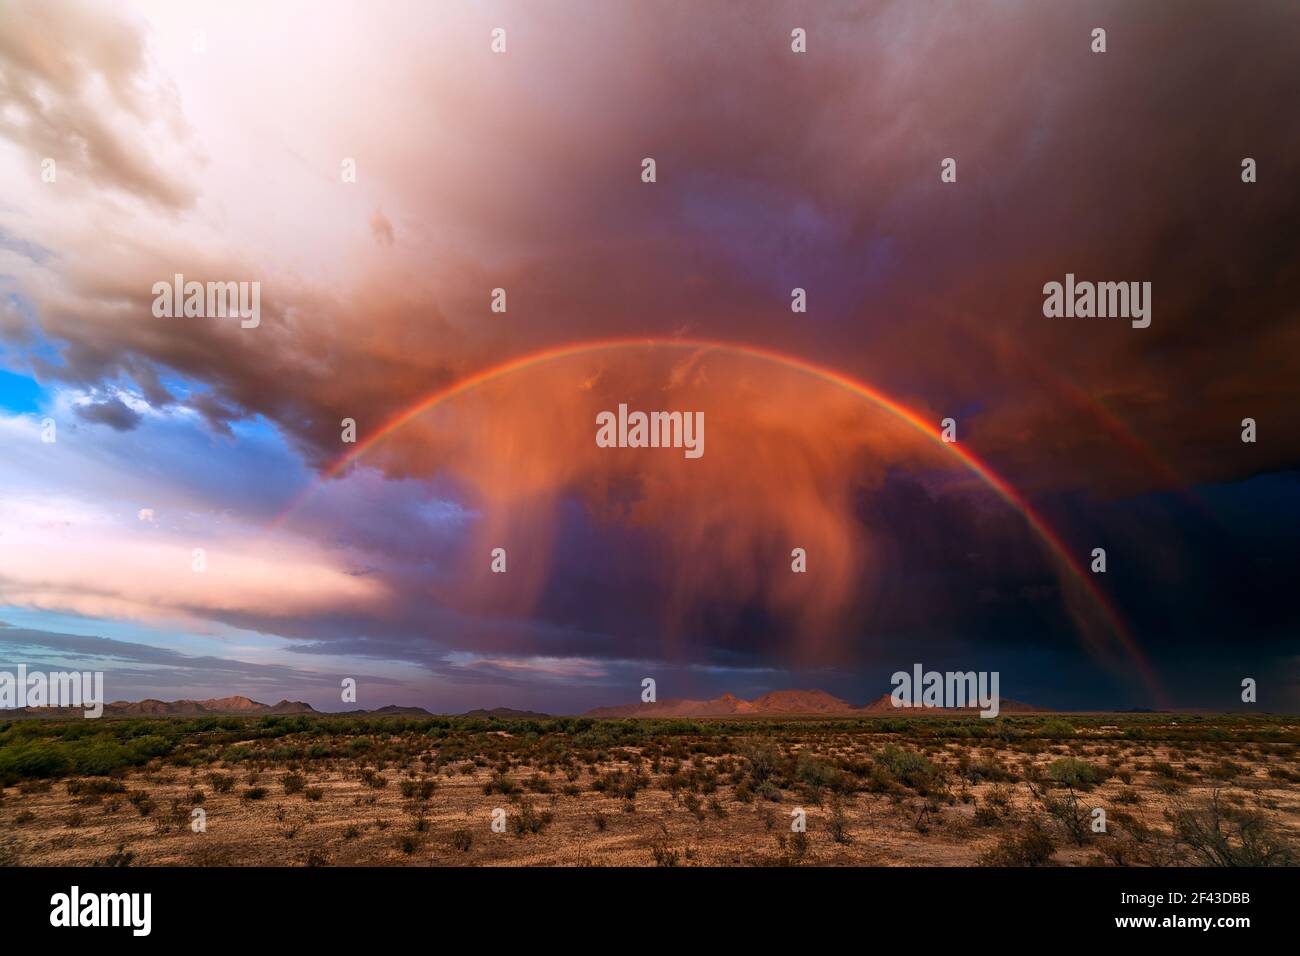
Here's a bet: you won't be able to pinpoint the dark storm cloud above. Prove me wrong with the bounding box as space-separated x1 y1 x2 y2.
0 1 1297 710
2 0 1297 493
74 395 141 431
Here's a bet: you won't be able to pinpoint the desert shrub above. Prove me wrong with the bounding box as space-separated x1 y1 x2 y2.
1209 761 1245 780
94 843 135 867
742 739 781 784
748 780 774 806
0 744 69 783
1042 789 1091 845
985 784 1012 810
282 772 306 794
978 819 1056 866
1148 760 1180 780
450 829 473 852
788 830 809 862
970 755 1014 783
208 773 235 793
509 798 552 837
828 800 852 844
483 773 519 796
66 778 125 797
242 786 267 801
867 762 896 793
651 841 680 867
592 770 645 799
1169 792 1296 866
304 786 324 801
126 790 155 816
400 778 436 801
396 833 422 854
1046 757 1103 791
795 753 845 792
1040 718 1075 739
876 745 938 793
683 792 705 819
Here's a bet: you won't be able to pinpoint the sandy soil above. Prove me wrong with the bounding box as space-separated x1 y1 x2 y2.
2 730 1296 867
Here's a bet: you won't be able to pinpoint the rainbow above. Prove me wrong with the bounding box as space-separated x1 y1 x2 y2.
271 336 1163 699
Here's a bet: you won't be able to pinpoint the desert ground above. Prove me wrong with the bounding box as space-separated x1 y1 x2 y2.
0 713 1296 866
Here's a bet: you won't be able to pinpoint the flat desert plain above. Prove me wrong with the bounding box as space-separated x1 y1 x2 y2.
0 714 1296 866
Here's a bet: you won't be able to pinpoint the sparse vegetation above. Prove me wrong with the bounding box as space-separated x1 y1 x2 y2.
978 820 1056 866
0 712 1291 866
1047 757 1104 791
1168 791 1296 866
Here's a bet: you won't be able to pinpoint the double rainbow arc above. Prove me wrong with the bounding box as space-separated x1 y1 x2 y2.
270 336 1162 701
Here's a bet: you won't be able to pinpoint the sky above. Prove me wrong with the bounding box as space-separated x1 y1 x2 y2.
0 0 1297 714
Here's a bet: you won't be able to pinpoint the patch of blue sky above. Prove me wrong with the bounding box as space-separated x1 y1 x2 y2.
149 413 311 518
0 366 45 413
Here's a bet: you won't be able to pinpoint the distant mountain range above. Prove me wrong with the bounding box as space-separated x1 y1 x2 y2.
1 690 1043 720
582 689 1042 718
0 696 558 721
460 707 552 720
0 696 312 719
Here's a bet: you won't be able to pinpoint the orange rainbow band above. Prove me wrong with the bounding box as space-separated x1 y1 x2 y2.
271 336 1163 701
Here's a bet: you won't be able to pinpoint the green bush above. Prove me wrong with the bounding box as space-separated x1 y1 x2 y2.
0 743 70 783
795 753 843 790
876 745 938 792
1039 718 1076 739
1047 757 1104 790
